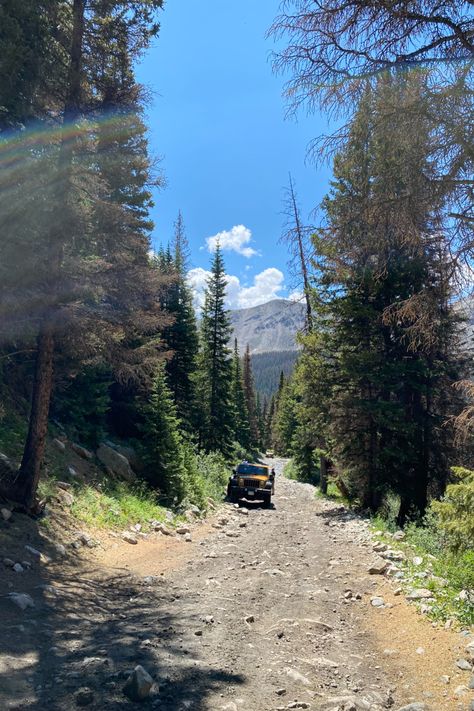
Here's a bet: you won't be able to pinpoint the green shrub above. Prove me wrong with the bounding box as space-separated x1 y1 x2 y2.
404 509 445 556
431 467 474 552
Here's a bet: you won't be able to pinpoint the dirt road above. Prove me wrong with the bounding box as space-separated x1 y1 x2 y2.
1 459 471 710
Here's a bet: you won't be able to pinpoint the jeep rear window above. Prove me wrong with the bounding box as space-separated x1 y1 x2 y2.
236 464 268 475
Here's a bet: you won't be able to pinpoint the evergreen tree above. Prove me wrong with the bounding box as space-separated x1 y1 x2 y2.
162 214 199 430
0 1 165 509
273 376 298 456
243 344 260 449
300 76 462 522
141 365 188 503
265 395 276 450
231 339 251 450
200 244 234 455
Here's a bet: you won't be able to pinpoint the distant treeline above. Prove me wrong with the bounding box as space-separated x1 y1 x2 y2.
251 351 298 400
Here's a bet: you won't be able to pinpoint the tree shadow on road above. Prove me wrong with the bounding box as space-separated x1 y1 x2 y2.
0 512 245 711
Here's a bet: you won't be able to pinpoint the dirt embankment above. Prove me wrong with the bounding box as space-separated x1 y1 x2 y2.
0 459 472 710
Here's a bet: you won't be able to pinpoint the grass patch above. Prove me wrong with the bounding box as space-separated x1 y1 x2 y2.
282 459 299 481
0 409 28 460
372 510 474 626
70 481 171 531
314 480 347 502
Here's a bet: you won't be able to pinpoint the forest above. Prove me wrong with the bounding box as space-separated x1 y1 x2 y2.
0 1 473 573
0 1 272 516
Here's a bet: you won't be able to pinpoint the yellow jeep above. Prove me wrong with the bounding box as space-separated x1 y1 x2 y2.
227 462 275 508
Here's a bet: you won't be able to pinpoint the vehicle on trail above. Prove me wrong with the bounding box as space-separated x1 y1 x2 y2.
227 462 275 507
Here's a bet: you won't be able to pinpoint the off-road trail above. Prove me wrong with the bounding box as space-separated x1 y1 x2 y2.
1 460 471 710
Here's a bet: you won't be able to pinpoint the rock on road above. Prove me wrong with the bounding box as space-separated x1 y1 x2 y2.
1 459 467 710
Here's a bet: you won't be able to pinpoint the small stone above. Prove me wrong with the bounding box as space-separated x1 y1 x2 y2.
24 545 42 559
285 668 311 685
194 629 203 636
440 675 450 684
455 658 472 671
245 615 255 624
394 704 426 711
276 688 286 695
53 438 66 451
468 674 474 689
176 525 190 535
453 684 468 698
75 687 94 706
123 665 155 701
8 592 34 611
57 488 74 506
122 532 138 545
153 522 172 536
13 563 24 573
368 561 388 575
466 640 474 661
371 596 385 607
3 558 15 567
405 588 434 600
183 532 192 542
71 443 93 460
54 544 66 557
393 530 406 540
1 508 12 522
416 647 425 655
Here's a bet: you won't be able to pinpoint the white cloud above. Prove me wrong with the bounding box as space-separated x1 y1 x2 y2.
206 224 258 258
187 266 285 311
288 289 304 303
237 268 285 309
187 267 212 310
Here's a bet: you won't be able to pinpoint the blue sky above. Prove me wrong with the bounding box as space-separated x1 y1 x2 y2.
136 0 331 309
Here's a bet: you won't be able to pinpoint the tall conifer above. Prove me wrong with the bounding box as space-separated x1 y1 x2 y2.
200 244 234 454
231 339 250 450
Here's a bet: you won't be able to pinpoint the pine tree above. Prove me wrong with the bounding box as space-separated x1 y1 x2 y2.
200 244 234 455
273 377 298 456
299 76 462 521
0 1 165 509
231 339 251 450
162 214 199 430
140 365 188 503
243 344 259 449
265 395 276 450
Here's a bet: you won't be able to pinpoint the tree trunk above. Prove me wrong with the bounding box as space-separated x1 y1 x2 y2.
319 454 328 494
12 0 85 511
10 323 55 509
287 173 312 332
396 495 410 529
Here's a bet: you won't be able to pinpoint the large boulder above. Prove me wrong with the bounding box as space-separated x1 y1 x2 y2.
96 443 135 482
105 442 145 473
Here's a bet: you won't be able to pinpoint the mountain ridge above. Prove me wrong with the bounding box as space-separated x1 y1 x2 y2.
228 298 305 354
